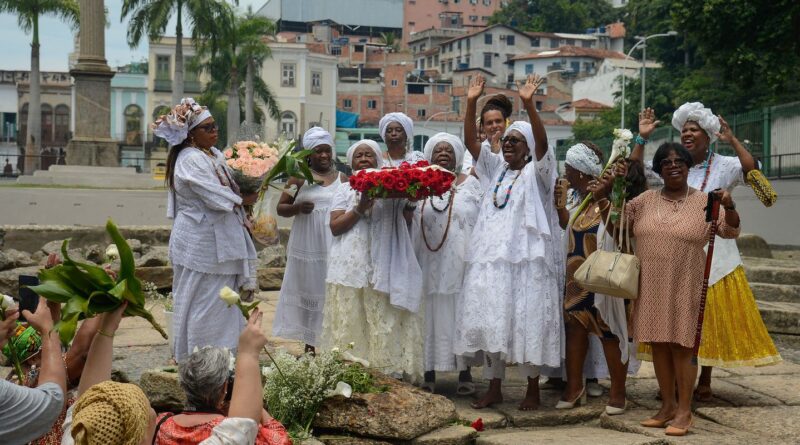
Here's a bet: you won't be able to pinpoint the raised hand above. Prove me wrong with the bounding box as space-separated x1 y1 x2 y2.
467 74 485 103
638 108 661 140
715 116 736 144
518 74 544 104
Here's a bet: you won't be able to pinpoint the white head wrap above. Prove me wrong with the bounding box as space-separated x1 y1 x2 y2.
672 102 721 144
302 126 334 150
565 143 602 178
504 121 535 157
423 133 466 174
379 112 414 146
151 98 212 147
346 139 384 169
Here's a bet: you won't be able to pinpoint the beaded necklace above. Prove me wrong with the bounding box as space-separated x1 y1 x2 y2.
422 190 455 252
492 165 522 209
430 190 452 212
698 152 714 192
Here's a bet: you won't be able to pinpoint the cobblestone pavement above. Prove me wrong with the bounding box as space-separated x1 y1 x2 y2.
103 291 800 445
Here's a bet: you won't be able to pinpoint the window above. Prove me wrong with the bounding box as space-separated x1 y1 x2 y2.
465 55 470 66
417 109 426 117
483 0 492 5
281 63 295 87
434 55 439 65
506 35 515 45
407 84 425 94
457 40 461 50
331 45 342 56
343 99 352 108
452 97 460 113
530 37 540 47
470 0 477 4
535 101 543 111
367 99 377 109
582 40 593 48
550 39 559 48
123 104 143 145
408 21 415 27
571 61 580 73
184 57 198 82
450 16 459 26
311 71 322 94
156 55 170 79
565 39 575 46
354 45 364 53
420 43 426 51
470 15 478 22
525 63 534 74
280 111 297 139
466 38 470 50
391 79 398 86
484 34 492 44
482 16 490 21
483 52 492 68
437 85 446 93
448 60 453 71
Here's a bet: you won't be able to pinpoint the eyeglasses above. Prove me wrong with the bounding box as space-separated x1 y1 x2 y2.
196 123 218 133
500 136 524 145
659 158 687 168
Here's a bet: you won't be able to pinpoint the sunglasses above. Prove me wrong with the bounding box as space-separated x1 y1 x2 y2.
500 136 525 145
196 123 218 133
659 158 687 168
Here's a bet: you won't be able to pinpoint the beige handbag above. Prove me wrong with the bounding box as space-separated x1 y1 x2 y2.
573 200 640 299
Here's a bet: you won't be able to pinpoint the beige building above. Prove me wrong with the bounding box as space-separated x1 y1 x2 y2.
146 37 205 133
260 41 338 142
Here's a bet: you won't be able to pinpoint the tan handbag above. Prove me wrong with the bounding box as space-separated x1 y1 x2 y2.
573 200 640 299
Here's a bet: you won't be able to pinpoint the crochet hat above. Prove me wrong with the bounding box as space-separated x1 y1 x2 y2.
71 381 151 445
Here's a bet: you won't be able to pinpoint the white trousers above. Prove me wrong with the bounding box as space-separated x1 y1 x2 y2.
482 352 540 381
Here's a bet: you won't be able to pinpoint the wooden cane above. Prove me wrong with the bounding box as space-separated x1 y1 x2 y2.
692 191 721 365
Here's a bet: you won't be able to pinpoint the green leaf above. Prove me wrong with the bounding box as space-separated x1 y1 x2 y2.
105 220 144 305
26 281 74 304
54 315 79 346
87 291 122 315
63 295 89 318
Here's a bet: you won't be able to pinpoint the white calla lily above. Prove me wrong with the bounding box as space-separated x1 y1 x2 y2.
1 294 15 314
219 286 241 306
326 381 353 398
341 351 370 368
105 244 119 259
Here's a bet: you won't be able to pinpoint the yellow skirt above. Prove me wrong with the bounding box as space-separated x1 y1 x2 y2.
637 266 782 367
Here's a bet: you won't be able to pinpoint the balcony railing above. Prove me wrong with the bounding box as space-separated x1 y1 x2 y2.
184 80 202 93
154 78 172 92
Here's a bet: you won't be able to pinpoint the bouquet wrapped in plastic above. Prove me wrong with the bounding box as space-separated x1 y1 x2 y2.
223 141 281 194
349 160 455 199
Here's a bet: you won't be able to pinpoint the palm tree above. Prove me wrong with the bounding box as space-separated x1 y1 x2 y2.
379 32 399 52
194 9 280 145
0 0 79 174
121 0 231 106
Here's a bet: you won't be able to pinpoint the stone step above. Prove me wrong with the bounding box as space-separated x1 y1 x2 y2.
47 165 140 175
758 300 800 336
751 282 800 303
744 265 800 286
476 426 667 445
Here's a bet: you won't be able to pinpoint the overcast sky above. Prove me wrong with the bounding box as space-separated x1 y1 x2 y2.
0 0 264 72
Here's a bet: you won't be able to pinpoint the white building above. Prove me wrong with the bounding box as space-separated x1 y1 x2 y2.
510 46 627 94
260 41 338 141
571 57 661 107
146 37 205 127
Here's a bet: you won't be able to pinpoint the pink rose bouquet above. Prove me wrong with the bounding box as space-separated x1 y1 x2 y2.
224 141 281 194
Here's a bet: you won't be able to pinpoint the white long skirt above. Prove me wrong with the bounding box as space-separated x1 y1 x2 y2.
454 259 562 368
172 265 246 361
425 292 471 372
272 255 327 346
321 282 424 382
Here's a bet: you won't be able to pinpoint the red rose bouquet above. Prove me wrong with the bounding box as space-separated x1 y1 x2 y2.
349 160 455 199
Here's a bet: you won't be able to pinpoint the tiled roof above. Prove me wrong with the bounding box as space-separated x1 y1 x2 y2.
511 45 626 61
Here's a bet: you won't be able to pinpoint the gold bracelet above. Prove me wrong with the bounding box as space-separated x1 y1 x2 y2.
97 329 114 338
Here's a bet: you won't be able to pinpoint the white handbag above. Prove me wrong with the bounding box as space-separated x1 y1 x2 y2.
573 200 640 299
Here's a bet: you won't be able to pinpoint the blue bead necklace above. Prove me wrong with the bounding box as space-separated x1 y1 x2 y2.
493 165 522 209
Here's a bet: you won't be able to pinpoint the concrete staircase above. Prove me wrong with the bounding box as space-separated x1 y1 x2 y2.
16 165 163 188
744 253 800 338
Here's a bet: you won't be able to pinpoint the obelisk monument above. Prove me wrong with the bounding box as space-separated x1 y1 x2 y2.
66 0 117 166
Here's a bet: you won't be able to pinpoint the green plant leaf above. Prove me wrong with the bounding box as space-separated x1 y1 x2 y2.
124 304 168 339
105 220 144 306
87 291 121 315
26 281 74 304
60 240 114 291
54 315 79 345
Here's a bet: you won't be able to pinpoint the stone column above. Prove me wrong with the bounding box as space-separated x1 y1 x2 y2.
66 0 118 166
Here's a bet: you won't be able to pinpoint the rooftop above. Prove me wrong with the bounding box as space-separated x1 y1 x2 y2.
572 98 612 110
511 46 626 62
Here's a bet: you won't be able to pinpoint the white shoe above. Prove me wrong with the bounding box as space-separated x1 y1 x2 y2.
555 387 587 409
605 402 627 416
587 381 604 397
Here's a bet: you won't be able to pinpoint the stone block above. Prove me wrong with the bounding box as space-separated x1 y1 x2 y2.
136 246 170 268
139 369 186 412
757 300 800 335
695 406 800 442
453 399 507 429
135 266 173 290
736 234 773 258
411 425 477 445
258 244 287 268
744 265 800 286
317 437 391 445
699 378 779 407
750 283 800 303
0 249 35 271
722 360 800 376
258 268 285 290
314 373 457 440
599 409 763 444
0 266 40 297
723 374 800 406
476 426 666 445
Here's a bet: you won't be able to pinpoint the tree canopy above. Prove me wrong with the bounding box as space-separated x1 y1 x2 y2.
489 0 620 33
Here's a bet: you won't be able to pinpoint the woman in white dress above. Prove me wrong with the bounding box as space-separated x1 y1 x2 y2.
379 112 425 166
454 74 564 410
321 140 424 381
272 127 345 353
414 133 483 395
153 98 258 362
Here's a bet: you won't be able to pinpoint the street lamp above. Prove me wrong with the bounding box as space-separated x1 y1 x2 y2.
423 110 457 134
620 31 678 128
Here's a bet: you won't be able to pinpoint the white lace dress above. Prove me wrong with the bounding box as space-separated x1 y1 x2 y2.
322 184 424 380
454 145 564 368
272 176 343 347
415 176 483 372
